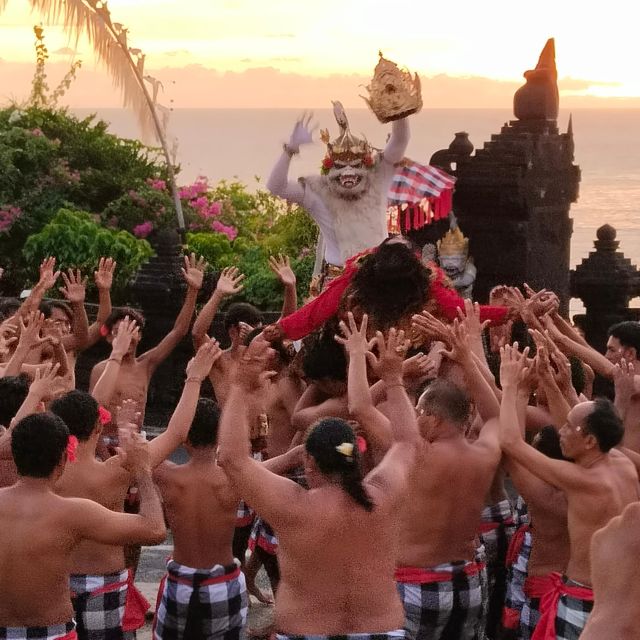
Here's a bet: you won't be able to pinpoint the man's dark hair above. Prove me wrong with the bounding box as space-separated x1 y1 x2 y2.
584 398 624 453
569 356 586 396
223 302 263 333
0 298 21 321
608 321 640 355
50 391 99 442
0 375 30 427
11 412 69 478
187 398 221 448
305 417 373 512
302 328 347 382
346 238 430 331
418 379 471 427
104 307 146 332
39 300 73 322
534 425 566 460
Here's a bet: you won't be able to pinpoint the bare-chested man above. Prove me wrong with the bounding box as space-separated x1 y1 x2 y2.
503 425 570 639
0 412 165 640
89 253 206 454
217 329 419 639
581 501 640 640
498 344 640 639
153 393 305 638
51 340 220 639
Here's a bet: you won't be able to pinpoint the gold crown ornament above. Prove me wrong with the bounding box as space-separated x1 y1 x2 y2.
362 52 423 124
320 101 375 172
437 226 469 257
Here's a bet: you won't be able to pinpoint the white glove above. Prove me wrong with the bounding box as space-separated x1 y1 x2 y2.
288 113 315 153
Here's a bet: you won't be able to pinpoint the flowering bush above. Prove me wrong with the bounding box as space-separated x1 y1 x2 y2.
23 208 153 297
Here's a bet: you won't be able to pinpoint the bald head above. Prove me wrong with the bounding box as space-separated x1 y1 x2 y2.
567 399 623 453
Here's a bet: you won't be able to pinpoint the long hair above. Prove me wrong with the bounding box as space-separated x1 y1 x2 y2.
305 417 373 512
346 239 431 330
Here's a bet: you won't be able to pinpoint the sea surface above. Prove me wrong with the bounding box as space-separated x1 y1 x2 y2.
72 108 640 314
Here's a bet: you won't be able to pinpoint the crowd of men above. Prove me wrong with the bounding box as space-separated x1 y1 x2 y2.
0 242 639 640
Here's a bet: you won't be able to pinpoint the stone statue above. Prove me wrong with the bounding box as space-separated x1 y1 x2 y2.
514 38 559 121
435 219 476 299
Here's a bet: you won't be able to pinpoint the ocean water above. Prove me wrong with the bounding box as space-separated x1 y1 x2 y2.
73 107 640 313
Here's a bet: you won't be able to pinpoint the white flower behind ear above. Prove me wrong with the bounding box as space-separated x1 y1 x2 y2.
335 442 354 458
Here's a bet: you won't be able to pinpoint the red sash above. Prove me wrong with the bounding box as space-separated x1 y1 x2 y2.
505 523 531 567
395 562 485 584
531 573 593 640
525 572 562 599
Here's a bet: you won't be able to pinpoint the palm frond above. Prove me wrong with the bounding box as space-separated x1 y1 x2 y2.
29 0 155 140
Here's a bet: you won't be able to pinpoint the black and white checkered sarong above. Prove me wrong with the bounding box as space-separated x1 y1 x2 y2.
153 559 247 640
276 631 405 640
396 561 484 640
0 621 76 639
70 569 130 640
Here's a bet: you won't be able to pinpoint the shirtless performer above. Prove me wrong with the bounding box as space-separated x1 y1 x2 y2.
0 412 165 640
581 501 640 640
192 256 296 408
498 344 640 639
217 328 419 639
89 253 206 454
152 397 304 639
51 339 221 639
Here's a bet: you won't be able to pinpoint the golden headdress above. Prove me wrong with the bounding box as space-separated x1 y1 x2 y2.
320 101 373 164
362 52 423 124
437 226 469 257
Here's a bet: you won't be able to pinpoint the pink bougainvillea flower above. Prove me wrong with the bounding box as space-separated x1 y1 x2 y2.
133 221 154 238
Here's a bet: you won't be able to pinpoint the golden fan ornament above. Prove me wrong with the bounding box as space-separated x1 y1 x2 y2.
362 52 423 123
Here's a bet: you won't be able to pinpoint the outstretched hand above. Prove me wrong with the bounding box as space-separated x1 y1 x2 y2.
111 316 139 358
181 253 207 290
38 256 60 291
441 318 473 364
268 255 296 288
499 342 530 389
367 328 410 384
456 299 490 340
28 362 63 401
60 268 87 304
335 312 370 356
288 112 316 152
94 257 116 290
18 311 48 351
411 311 453 346
215 266 245 297
236 336 276 390
186 338 222 381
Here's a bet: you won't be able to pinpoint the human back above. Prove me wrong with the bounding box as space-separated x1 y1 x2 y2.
275 482 404 634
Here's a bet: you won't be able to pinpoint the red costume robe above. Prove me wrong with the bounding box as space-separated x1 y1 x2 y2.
279 250 509 341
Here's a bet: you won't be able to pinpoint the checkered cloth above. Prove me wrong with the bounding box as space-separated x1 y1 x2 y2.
502 526 532 632
530 575 593 640
276 631 405 640
395 561 484 640
0 622 77 639
248 517 278 555
235 500 255 528
520 572 560 640
152 559 248 640
70 570 129 639
387 161 456 232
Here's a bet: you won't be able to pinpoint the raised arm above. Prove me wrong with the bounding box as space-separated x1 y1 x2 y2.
1 311 47 377
148 339 222 467
269 255 298 319
499 344 585 491
90 317 139 407
217 338 306 526
335 313 393 452
86 257 115 347
59 269 89 352
72 432 166 545
192 266 244 348
382 118 410 165
11 257 60 321
143 254 205 371
266 114 315 204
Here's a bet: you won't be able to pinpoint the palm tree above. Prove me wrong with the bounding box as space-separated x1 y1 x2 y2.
1 0 185 228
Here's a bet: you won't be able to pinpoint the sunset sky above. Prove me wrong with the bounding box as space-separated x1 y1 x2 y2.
1 0 639 108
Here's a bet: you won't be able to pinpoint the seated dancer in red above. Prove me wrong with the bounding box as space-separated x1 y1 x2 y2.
265 236 513 343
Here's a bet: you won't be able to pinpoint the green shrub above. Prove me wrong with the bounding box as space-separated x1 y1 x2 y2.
23 208 154 297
